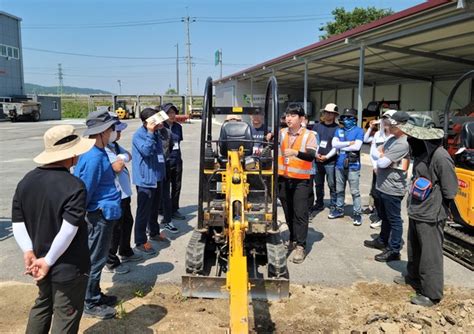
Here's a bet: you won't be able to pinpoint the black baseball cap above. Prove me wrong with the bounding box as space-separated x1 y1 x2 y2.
140 108 157 122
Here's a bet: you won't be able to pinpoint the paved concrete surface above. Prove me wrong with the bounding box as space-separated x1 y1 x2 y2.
0 118 472 288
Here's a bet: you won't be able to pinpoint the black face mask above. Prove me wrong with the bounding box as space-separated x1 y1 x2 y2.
407 137 426 158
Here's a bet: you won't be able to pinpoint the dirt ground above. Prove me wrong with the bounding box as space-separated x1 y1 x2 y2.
0 281 473 333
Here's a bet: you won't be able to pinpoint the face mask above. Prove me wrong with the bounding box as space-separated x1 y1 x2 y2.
108 130 117 144
342 117 356 130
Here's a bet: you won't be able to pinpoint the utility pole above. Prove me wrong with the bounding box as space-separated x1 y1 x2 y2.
57 63 63 96
175 43 179 94
182 13 195 113
117 79 122 94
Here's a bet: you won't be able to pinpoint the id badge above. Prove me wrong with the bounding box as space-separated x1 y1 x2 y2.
284 157 290 165
320 140 327 148
158 154 165 163
173 142 179 150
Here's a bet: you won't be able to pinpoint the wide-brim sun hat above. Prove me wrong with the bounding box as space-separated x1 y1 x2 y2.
83 110 119 136
397 115 444 140
34 125 95 164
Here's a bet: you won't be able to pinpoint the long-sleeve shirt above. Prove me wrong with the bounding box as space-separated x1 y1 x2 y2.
74 146 122 220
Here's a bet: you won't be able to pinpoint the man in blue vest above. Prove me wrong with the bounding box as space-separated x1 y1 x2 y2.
331 108 364 226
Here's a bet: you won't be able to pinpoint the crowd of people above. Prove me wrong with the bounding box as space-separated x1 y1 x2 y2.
12 104 185 330
277 102 457 309
11 101 458 332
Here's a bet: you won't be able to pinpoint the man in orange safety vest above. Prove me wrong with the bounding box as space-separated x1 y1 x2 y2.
277 103 317 264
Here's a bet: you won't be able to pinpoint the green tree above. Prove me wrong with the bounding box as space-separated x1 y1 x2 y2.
319 7 394 40
165 88 178 95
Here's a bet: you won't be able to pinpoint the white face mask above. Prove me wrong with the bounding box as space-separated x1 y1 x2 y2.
108 130 117 144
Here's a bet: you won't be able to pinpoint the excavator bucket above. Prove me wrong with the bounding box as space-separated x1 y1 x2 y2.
182 275 289 301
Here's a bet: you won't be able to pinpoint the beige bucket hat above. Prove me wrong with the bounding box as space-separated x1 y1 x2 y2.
34 125 95 164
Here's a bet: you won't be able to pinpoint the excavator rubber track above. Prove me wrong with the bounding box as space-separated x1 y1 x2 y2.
183 229 290 300
443 223 474 271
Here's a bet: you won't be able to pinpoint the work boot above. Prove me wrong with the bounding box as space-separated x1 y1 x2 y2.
292 246 306 264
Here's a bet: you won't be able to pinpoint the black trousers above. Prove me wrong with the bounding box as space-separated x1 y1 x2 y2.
169 162 183 213
107 197 135 267
407 218 445 301
278 177 310 247
370 171 381 216
308 175 315 209
26 274 88 334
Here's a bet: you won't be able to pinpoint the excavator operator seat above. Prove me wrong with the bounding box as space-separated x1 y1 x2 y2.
219 120 253 157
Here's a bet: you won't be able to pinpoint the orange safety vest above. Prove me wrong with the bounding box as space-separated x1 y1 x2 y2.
278 127 313 179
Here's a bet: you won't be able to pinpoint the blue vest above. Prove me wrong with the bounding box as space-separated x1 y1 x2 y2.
335 126 363 171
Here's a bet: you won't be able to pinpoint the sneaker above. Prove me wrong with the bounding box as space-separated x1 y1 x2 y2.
119 252 143 263
292 246 306 264
135 242 157 255
411 294 436 307
103 264 129 274
363 238 386 250
370 219 382 229
149 231 171 243
99 293 118 307
328 209 344 219
172 211 186 220
84 304 116 319
163 222 179 234
353 215 362 226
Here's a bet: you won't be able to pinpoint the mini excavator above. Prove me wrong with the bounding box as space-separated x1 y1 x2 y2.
182 76 289 333
442 70 474 271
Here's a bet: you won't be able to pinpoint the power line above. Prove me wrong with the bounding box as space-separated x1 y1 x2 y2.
22 15 330 29
23 47 183 60
23 18 182 29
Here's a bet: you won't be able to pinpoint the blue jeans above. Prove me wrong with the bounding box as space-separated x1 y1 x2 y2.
135 185 159 245
315 161 336 209
85 211 116 308
335 168 361 216
377 191 404 253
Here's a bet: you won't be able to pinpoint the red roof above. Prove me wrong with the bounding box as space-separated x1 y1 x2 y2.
217 0 451 83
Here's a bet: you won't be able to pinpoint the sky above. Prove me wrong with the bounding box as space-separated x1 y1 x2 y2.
2 0 424 95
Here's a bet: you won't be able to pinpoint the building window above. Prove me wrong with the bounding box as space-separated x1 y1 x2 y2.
0 44 20 60
53 101 58 110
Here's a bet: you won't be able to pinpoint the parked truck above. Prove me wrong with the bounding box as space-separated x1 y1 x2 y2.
2 101 41 122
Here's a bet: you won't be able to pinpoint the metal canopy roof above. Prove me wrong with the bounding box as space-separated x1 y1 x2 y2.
215 0 474 90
